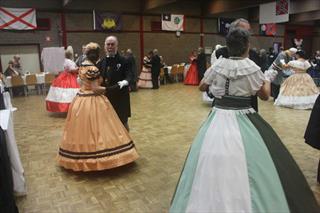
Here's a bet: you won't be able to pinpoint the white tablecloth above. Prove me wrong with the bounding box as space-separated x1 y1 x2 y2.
0 93 26 196
4 73 45 88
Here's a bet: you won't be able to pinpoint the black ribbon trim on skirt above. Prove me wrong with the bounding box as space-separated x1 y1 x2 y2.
59 141 135 159
138 77 152 81
77 93 101 97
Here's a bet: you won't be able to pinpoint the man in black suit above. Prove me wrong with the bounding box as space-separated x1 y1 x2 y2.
197 47 207 81
97 36 132 130
125 48 138 92
151 49 161 89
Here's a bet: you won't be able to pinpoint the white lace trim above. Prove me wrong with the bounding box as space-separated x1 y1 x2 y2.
274 94 319 109
213 107 256 115
45 86 79 103
213 58 261 79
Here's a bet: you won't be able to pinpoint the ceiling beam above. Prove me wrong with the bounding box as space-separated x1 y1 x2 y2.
208 0 274 15
290 10 320 23
290 0 320 15
144 0 177 10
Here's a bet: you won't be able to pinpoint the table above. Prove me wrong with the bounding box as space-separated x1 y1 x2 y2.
0 109 26 195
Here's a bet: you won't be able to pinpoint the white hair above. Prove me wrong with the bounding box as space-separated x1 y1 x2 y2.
105 35 118 45
215 44 222 50
289 47 297 54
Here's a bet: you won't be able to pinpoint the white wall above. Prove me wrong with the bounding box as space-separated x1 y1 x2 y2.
0 45 41 74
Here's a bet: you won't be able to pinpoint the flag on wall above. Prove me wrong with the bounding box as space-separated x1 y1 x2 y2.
93 10 122 31
260 23 277 36
276 0 289 15
161 14 184 31
0 7 37 30
218 17 235 35
259 0 289 24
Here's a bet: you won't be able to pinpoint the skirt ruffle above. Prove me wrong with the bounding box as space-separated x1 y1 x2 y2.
137 67 153 89
45 71 80 112
275 73 319 109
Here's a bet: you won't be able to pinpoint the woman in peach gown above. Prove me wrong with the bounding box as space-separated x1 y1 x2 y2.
57 42 139 172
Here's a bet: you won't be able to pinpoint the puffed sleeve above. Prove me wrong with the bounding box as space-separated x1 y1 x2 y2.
246 70 266 95
202 65 216 85
64 59 78 71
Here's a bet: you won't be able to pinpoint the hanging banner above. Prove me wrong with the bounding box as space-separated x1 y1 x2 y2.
218 17 235 35
93 10 122 31
0 7 37 30
161 14 185 31
259 0 289 24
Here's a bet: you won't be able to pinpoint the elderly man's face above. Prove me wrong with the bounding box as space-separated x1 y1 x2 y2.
104 38 118 56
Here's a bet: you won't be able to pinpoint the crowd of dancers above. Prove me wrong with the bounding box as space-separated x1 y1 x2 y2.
1 16 320 212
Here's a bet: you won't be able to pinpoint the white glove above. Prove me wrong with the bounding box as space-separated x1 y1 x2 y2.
117 80 128 89
264 69 278 82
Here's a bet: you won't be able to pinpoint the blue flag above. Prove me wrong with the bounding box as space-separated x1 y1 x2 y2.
93 10 122 31
218 18 235 35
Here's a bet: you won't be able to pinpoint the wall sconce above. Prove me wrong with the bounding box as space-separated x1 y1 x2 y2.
176 31 181 37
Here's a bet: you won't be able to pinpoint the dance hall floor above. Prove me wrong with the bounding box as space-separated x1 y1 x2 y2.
13 83 319 212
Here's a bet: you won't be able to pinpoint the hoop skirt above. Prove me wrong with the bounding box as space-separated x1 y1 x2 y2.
46 71 80 112
137 66 153 88
275 73 319 109
138 57 153 88
275 60 319 109
170 58 319 213
184 61 199 85
57 62 139 171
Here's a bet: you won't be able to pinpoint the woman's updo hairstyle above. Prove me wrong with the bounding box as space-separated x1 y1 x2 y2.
65 46 74 60
295 50 306 59
85 42 100 63
226 28 250 57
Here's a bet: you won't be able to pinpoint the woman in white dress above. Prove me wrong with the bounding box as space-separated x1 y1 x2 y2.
275 50 319 109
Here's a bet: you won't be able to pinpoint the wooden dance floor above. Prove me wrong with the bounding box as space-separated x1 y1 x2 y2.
13 83 319 212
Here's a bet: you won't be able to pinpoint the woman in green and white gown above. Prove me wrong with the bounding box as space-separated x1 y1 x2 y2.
170 28 319 213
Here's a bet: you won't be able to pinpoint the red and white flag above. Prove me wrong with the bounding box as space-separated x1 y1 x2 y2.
259 0 289 24
0 7 37 30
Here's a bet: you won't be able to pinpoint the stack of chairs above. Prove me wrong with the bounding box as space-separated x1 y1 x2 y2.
170 65 179 82
177 64 185 82
160 68 166 85
9 76 26 97
25 74 40 95
42 73 56 94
